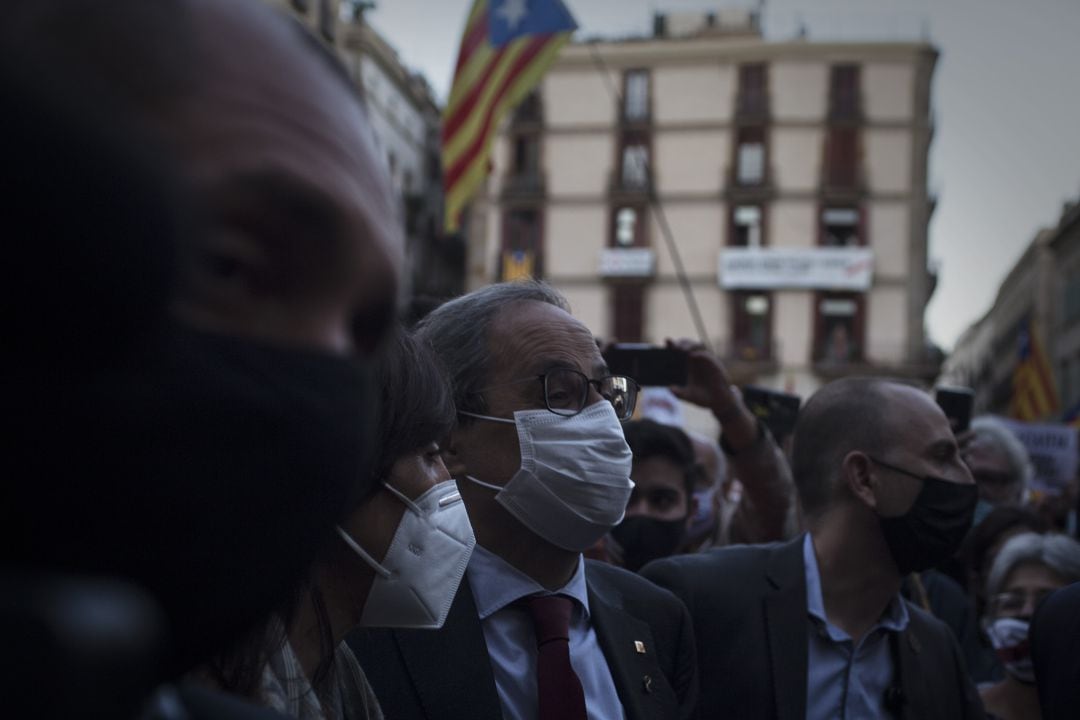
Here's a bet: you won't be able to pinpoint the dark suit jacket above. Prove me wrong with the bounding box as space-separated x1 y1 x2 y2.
641 536 985 720
346 559 697 720
1030 581 1080 720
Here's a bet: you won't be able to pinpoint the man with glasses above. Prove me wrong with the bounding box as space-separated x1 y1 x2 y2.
349 281 698 720
643 377 986 720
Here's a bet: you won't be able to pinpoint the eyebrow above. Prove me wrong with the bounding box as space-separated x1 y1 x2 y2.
208 170 345 247
925 437 958 459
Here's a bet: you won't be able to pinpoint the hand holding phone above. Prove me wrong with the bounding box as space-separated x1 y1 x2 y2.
935 386 974 435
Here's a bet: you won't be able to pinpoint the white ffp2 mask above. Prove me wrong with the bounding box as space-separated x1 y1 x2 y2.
337 480 475 629
461 401 634 552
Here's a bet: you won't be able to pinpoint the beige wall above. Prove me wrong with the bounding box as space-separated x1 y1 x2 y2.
866 286 908 361
769 200 818 248
545 134 613 197
771 62 828 121
868 201 909 276
650 203 726 276
654 130 728 194
771 127 824 192
864 128 912 194
774 290 814 365
653 65 735 124
543 71 616 126
863 63 914 122
645 283 726 343
546 206 608 279
557 284 610 339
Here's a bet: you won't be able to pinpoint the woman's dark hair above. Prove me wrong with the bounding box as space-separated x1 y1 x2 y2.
623 419 699 499
960 505 1052 581
366 326 457 491
209 326 456 696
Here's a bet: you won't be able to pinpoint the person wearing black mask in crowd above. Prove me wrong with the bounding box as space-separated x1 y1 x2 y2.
608 420 699 572
643 377 985 719
205 329 474 719
2 0 401 716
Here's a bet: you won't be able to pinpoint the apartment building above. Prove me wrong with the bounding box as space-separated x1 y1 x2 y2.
467 10 939 403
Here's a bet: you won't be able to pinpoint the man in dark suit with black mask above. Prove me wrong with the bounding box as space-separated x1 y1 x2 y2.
643 377 985 720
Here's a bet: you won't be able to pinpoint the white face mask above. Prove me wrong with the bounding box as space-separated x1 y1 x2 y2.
985 616 1035 684
337 480 475 629
460 400 634 552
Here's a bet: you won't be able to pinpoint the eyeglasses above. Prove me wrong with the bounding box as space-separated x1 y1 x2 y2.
988 587 1056 617
476 368 639 421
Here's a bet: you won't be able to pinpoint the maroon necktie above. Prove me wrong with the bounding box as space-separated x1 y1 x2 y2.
525 594 588 720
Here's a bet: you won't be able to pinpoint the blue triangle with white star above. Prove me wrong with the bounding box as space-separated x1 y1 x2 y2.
489 0 577 48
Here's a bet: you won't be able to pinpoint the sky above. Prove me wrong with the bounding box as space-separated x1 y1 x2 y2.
363 0 1080 350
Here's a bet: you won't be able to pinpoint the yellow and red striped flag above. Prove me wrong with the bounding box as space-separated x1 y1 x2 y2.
442 0 576 232
1009 317 1059 421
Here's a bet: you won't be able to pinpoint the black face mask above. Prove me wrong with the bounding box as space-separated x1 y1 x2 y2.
15 323 376 675
610 515 687 573
869 457 977 575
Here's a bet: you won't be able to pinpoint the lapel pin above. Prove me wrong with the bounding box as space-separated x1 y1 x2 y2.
642 675 653 693
634 640 646 654
908 633 922 654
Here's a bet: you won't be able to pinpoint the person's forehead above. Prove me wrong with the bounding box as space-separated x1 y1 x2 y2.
632 455 687 489
887 384 953 451
1004 561 1065 591
179 0 403 265
488 301 604 378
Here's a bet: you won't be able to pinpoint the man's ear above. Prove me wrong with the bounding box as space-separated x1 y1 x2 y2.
441 427 468 478
842 451 878 509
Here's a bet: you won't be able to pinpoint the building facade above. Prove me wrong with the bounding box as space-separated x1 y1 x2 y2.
467 10 940 414
942 198 1080 418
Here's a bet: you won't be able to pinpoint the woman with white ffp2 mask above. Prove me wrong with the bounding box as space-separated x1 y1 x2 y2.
205 329 474 720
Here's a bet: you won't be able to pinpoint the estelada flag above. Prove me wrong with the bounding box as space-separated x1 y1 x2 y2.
442 0 576 232
1009 317 1059 421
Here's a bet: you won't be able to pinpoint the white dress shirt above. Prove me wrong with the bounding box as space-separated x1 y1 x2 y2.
466 544 625 720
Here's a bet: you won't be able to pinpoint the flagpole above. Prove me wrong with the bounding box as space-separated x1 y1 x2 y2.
586 41 713 352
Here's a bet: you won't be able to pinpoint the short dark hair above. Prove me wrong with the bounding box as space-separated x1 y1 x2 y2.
960 505 1051 581
623 420 698 499
368 327 456 491
790 377 897 519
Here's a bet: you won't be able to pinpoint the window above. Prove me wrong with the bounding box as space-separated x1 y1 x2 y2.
515 92 542 124
829 64 861 119
512 134 540 176
620 139 650 190
731 205 763 247
623 70 650 122
500 209 542 281
612 284 645 342
1064 269 1080 325
736 127 765 185
613 206 645 247
820 207 860 246
732 291 772 360
816 294 862 362
825 127 858 188
737 64 767 117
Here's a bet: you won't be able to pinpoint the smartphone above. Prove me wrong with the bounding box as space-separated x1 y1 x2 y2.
740 385 802 441
602 343 689 386
935 386 974 434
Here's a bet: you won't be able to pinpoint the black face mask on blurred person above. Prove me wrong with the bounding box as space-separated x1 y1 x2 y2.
870 458 978 575
610 515 687 573
20 323 376 675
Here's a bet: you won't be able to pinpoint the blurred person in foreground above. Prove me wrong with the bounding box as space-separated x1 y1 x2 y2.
3 0 401 716
607 420 699 572
207 330 474 719
350 281 698 720
643 377 985 719
978 532 1080 720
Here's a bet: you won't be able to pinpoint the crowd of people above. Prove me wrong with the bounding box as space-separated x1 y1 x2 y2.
5 1 1080 719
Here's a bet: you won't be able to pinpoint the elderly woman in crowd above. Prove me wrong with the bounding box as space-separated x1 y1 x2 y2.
979 532 1080 720
208 328 476 719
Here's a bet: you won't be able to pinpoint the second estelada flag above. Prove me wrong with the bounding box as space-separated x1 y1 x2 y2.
442 0 576 232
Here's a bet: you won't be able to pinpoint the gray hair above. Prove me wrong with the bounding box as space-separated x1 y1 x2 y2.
415 280 570 421
986 531 1080 600
970 416 1034 497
